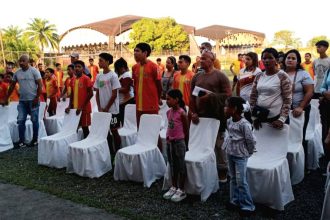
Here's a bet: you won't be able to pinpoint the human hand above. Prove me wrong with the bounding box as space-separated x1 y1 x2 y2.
253 119 262 130
272 120 284 129
324 92 330 100
191 113 199 124
159 99 163 106
292 107 303 117
65 108 70 114
62 97 66 102
76 109 81 115
32 97 39 108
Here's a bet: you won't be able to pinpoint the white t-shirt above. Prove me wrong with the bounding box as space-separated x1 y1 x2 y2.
313 57 330 93
118 71 134 104
94 70 121 114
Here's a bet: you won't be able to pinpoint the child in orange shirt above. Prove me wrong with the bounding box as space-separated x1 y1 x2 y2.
88 58 99 83
3 73 19 102
61 64 75 101
65 60 93 138
0 74 8 105
55 63 64 101
45 68 58 116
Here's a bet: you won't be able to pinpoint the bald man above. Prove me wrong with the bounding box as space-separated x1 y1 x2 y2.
5 54 43 148
189 50 232 182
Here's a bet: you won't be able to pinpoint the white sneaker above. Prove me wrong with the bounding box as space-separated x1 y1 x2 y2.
171 188 186 202
163 187 177 200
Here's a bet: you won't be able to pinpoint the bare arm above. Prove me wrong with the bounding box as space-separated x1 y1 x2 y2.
5 81 17 103
181 111 189 146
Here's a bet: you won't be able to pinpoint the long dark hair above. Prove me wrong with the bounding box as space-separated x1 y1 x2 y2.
283 49 303 71
167 89 186 112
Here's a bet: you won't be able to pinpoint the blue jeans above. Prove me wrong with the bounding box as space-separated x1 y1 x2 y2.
227 154 255 211
17 100 40 142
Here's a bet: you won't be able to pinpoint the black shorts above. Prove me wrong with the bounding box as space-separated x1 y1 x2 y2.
110 114 120 129
167 139 187 175
233 75 238 83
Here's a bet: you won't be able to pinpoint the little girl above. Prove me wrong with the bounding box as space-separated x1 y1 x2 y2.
163 89 189 202
223 96 256 217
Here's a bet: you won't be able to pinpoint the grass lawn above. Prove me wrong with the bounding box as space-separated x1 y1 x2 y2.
0 146 326 219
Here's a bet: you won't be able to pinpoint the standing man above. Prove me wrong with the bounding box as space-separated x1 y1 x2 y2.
5 54 43 148
199 42 221 70
132 43 162 128
70 52 91 78
88 57 99 83
189 50 232 182
302 52 315 80
313 40 330 98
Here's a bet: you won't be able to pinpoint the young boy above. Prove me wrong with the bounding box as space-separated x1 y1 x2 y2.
61 64 75 101
302 53 315 80
65 60 93 138
45 68 58 116
4 73 19 102
55 63 64 101
132 42 162 128
156 57 165 77
172 55 194 106
94 53 121 154
0 75 8 105
314 40 330 98
88 58 99 83
230 53 244 91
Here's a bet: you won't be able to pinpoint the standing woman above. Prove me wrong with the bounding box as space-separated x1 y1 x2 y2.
283 49 314 149
161 56 177 100
250 48 292 130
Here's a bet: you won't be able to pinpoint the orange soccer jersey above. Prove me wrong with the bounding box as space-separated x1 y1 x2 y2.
70 74 92 113
88 65 99 82
0 82 8 103
302 62 314 80
9 84 19 101
46 75 58 98
55 70 64 87
132 60 160 111
64 76 73 97
172 70 195 106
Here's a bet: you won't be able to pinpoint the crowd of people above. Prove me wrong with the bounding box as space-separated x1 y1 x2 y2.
1 40 330 218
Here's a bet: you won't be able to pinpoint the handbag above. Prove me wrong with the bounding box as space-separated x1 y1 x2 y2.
252 105 270 122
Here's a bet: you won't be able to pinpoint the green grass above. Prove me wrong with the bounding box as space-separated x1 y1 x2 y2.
0 147 237 220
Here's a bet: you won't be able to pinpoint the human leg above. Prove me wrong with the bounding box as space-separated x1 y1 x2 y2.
215 131 227 182
17 101 28 143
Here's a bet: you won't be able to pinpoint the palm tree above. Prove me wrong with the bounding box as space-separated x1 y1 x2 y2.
25 18 59 52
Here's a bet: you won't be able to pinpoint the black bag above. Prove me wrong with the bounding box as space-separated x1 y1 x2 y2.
252 105 270 122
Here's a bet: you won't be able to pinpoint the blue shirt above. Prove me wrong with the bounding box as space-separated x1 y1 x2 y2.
320 70 330 93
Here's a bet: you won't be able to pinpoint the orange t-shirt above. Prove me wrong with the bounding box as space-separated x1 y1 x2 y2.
302 62 314 80
0 82 8 103
172 70 195 106
55 70 64 87
64 76 73 96
157 64 165 77
88 65 99 82
46 75 58 98
70 74 92 113
132 60 160 111
9 84 19 102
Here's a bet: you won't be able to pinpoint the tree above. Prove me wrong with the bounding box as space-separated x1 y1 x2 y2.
25 18 59 52
307 36 329 48
272 30 302 49
129 17 189 53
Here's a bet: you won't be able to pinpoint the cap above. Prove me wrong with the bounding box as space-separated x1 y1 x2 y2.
70 52 79 58
315 40 329 47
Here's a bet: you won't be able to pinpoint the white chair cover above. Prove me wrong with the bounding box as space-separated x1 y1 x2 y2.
287 111 305 185
0 106 13 152
118 104 137 147
91 92 98 113
44 99 69 135
114 114 165 187
38 111 81 168
163 118 220 201
321 162 330 220
247 124 294 210
305 103 324 170
10 102 47 143
159 100 169 130
67 112 112 178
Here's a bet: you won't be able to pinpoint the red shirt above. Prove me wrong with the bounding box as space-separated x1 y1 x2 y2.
46 75 58 98
70 74 92 113
172 70 194 106
88 65 99 82
132 60 160 111
55 70 64 87
0 82 8 103
64 76 73 96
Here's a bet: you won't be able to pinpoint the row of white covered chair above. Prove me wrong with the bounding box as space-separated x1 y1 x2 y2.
38 111 112 178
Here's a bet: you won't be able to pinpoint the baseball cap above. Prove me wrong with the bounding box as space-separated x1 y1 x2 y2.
70 52 79 58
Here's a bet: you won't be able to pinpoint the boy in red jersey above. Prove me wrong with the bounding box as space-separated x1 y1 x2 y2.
65 60 93 138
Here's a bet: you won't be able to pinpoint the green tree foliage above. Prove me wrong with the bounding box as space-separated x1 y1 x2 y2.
307 36 329 48
25 18 59 52
2 26 39 61
273 30 302 49
129 17 189 53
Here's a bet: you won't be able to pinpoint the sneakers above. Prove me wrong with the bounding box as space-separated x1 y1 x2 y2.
28 139 38 147
170 188 186 202
163 187 177 200
14 141 27 149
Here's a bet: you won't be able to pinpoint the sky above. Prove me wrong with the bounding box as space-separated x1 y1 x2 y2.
1 0 329 47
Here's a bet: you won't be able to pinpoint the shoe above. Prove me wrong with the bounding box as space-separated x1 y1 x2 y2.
219 171 228 183
14 141 27 149
28 139 38 147
239 209 256 217
171 188 186 202
163 187 177 200
225 202 239 211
